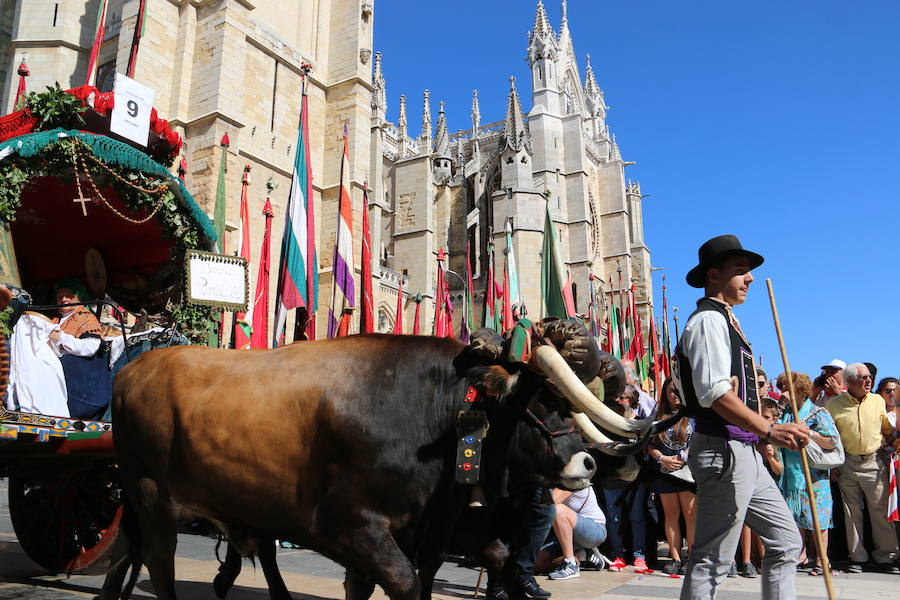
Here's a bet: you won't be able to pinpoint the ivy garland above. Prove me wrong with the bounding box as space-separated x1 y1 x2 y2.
0 137 216 343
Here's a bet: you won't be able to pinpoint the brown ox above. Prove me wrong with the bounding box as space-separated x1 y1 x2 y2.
101 328 654 600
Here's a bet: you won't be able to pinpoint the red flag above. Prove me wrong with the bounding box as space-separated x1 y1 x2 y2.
250 198 275 348
562 271 576 318
394 278 404 335
413 297 421 335
336 312 352 337
434 249 447 337
360 186 374 333
650 313 661 399
233 165 253 349
177 156 188 181
14 60 29 108
501 266 514 331
85 0 108 86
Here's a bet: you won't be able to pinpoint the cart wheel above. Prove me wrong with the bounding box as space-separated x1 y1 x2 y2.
8 463 123 573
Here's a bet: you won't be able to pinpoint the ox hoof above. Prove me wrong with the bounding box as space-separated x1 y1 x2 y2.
213 572 235 599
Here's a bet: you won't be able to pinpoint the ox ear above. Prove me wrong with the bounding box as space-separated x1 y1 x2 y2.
465 365 520 401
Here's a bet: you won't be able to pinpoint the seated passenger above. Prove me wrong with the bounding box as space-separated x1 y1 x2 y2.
50 277 102 357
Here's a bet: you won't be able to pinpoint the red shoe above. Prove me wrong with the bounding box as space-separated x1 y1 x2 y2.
632 558 652 573
608 557 626 572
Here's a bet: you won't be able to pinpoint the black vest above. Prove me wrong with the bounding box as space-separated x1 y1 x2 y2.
673 298 759 440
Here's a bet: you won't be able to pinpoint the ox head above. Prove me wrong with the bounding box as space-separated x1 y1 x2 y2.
454 319 668 493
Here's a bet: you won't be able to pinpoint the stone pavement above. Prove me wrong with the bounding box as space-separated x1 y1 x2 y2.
1 479 896 599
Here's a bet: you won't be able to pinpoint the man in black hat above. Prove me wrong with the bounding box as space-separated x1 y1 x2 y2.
674 235 809 600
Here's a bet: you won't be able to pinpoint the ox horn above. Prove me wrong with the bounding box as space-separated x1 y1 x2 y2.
571 412 652 456
531 345 654 438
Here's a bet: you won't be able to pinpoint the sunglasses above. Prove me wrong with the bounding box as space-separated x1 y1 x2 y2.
855 375 873 381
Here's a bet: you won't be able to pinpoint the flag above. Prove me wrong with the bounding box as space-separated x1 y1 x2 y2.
393 278 404 335
661 281 672 378
540 208 573 319
327 125 355 338
562 271 576 318
650 313 661 399
461 241 475 343
177 156 188 182
85 0 108 86
413 296 422 335
126 0 147 78
273 80 318 346
501 266 513 331
504 219 523 316
250 198 274 348
611 306 622 360
434 249 448 337
587 273 599 337
889 455 899 522
359 185 374 333
483 237 499 330
14 60 29 109
233 165 253 349
213 134 229 250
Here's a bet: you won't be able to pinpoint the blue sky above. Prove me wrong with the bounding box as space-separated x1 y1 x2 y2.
374 1 900 381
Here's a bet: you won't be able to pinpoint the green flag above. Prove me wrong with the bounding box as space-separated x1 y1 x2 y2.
540 207 568 319
213 135 228 249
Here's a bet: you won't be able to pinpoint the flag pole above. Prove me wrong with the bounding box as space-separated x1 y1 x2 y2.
766 279 835 600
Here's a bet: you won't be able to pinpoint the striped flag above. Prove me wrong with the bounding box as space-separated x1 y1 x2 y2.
359 185 374 333
273 78 318 346
587 272 599 337
233 165 253 349
889 455 899 522
434 249 448 337
327 125 355 338
460 241 474 343
85 0 108 86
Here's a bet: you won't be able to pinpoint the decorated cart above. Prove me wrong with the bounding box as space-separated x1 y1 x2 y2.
0 82 223 573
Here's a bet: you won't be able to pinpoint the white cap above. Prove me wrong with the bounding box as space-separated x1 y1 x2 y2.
820 359 846 371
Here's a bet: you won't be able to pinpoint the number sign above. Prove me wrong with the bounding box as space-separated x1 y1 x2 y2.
186 251 249 312
110 73 155 147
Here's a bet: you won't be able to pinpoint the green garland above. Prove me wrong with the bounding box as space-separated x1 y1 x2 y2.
0 138 216 343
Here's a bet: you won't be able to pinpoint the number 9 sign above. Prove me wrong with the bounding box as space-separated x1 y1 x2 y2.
111 73 155 147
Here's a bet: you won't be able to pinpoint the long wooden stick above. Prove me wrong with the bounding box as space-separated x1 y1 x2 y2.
766 279 835 600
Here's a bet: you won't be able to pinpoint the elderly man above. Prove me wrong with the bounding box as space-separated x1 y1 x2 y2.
620 358 656 418
827 363 899 574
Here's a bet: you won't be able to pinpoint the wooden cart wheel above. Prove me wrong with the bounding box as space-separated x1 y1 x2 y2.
8 462 123 573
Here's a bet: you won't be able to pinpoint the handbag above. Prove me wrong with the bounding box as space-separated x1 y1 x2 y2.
664 463 695 484
803 408 845 470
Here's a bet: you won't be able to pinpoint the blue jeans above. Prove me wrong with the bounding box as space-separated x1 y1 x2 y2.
543 516 608 557
515 488 556 580
601 479 646 560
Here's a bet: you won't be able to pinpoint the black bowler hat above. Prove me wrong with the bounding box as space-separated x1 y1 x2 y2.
686 235 764 288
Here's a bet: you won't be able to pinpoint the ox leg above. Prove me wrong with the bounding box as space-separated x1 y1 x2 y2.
328 525 419 600
213 543 243 599
134 478 179 600
344 570 376 600
257 538 291 600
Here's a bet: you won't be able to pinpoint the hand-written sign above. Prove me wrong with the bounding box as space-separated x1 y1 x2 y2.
186 251 248 311
110 73 155 147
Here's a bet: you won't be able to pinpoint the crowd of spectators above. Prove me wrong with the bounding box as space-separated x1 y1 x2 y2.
509 358 899 598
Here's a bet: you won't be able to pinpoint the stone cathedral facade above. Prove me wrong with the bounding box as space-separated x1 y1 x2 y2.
0 0 652 340
369 0 652 334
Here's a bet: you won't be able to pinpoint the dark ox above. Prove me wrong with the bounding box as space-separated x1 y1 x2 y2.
101 323 654 600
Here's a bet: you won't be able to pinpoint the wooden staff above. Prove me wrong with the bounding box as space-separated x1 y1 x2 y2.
766 279 835 600
473 567 485 598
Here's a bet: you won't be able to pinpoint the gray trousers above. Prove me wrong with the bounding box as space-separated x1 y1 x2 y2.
680 433 802 600
837 452 899 564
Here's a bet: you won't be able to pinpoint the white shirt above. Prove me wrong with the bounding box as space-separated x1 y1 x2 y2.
680 309 733 408
636 389 657 419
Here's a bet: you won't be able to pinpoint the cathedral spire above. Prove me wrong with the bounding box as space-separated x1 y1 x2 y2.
471 89 480 133
583 54 599 98
456 129 466 166
372 51 387 114
434 101 449 157
561 0 568 28
533 1 554 40
557 0 575 58
398 94 408 142
504 76 529 152
610 134 621 161
421 89 432 143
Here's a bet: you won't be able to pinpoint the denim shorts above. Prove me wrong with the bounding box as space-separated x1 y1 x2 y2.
543 516 607 555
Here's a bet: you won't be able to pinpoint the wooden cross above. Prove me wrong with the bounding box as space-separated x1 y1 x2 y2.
73 194 91 216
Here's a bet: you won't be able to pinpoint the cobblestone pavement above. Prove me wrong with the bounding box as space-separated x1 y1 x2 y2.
1 479 896 599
